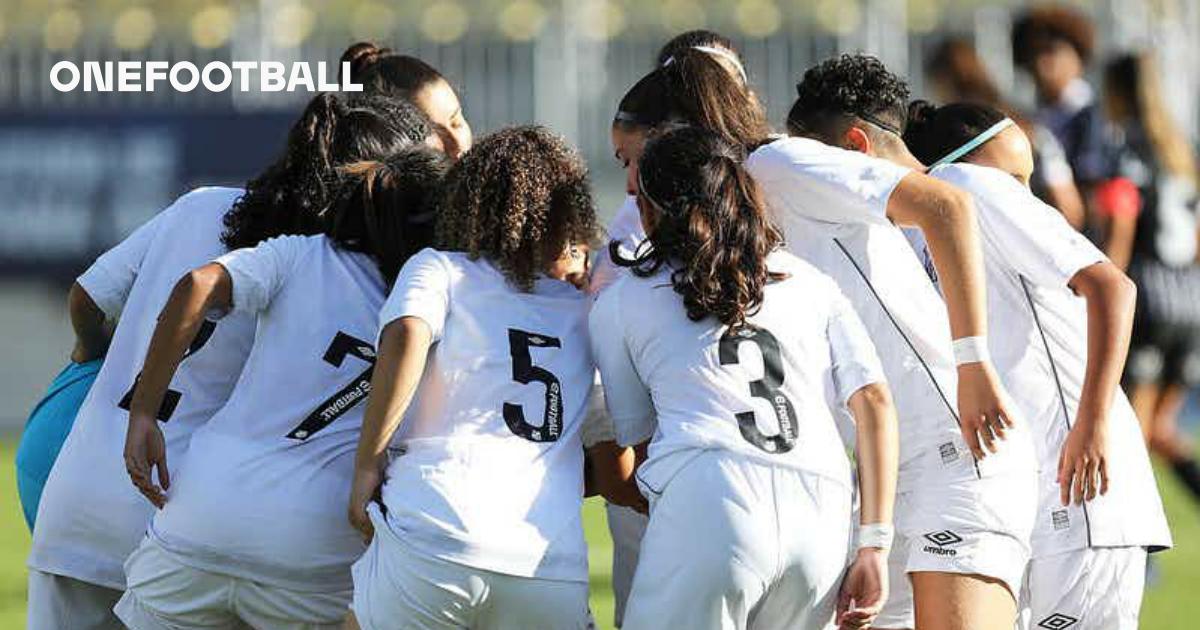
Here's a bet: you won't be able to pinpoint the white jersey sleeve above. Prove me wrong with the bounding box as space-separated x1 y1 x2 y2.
589 280 655 447
827 289 887 406
746 137 911 226
215 235 312 315
932 164 1105 288
76 210 166 318
379 248 452 342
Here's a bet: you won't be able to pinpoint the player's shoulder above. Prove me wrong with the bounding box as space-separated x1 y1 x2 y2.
768 250 843 297
928 162 1016 192
171 186 245 215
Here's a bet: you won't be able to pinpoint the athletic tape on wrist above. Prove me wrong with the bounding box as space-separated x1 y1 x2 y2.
952 336 990 366
857 523 894 550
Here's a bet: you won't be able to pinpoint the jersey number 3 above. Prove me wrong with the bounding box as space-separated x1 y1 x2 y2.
719 326 799 454
504 328 564 443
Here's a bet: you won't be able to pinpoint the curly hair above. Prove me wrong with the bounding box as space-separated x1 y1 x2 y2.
787 54 910 141
903 100 1008 166
220 93 432 250
436 126 598 291
326 147 451 283
614 49 769 151
620 126 784 328
1012 6 1095 69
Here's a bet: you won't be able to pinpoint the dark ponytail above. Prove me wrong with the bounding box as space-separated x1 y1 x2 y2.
902 100 1007 166
326 147 451 283
339 42 446 102
622 126 783 328
221 93 432 250
613 49 768 151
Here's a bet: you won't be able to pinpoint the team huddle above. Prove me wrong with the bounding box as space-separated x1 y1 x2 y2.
23 29 1170 630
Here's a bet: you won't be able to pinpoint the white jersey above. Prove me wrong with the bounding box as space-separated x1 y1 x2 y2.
29 187 253 590
149 235 386 592
590 195 646 295
746 139 1035 489
932 163 1171 553
590 250 884 494
378 248 595 583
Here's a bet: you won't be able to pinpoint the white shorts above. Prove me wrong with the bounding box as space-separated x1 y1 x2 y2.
874 461 1037 629
623 451 853 630
27 570 124 630
604 502 648 628
115 539 349 630
351 503 590 630
1018 547 1147 630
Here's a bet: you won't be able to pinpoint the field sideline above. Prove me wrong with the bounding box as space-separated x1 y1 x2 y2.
0 440 1195 628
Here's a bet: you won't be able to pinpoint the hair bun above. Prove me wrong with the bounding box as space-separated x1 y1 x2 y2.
905 99 938 133
340 42 392 81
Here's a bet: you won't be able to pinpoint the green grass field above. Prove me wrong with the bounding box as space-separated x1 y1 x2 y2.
0 439 1194 628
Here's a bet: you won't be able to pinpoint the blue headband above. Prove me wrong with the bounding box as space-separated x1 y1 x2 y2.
930 118 1015 168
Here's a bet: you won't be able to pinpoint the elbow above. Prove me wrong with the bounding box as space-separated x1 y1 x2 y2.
849 382 897 429
68 282 101 322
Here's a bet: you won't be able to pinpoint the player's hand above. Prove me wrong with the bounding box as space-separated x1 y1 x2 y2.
1058 416 1109 505
955 362 1016 459
124 414 170 508
348 465 384 543
836 547 887 629
603 477 649 515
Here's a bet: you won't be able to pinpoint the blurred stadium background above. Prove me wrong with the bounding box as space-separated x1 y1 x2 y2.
0 0 1197 627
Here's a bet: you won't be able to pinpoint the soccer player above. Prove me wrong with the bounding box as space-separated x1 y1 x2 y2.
589 46 771 626
343 42 474 159
115 147 449 629
592 126 898 630
26 94 434 630
746 55 1038 630
904 100 1172 629
346 126 597 629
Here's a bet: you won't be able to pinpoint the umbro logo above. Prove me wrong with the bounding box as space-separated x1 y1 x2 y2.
921 530 963 556
358 346 376 358
528 335 548 346
1037 613 1079 629
923 530 964 547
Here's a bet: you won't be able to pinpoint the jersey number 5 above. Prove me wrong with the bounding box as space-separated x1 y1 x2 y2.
719 326 799 454
118 320 217 421
504 328 564 443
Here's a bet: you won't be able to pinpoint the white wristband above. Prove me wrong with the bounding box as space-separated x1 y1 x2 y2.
952 336 990 366
856 523 894 550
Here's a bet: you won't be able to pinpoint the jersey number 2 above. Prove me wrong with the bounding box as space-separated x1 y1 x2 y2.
504 328 564 443
719 326 798 454
118 320 217 421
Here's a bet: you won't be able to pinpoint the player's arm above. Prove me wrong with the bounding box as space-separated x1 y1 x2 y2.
1059 261 1136 505
349 317 434 542
124 263 233 507
887 173 1016 458
837 383 899 628
68 282 111 363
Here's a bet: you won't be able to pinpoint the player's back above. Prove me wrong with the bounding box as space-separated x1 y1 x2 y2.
597 250 860 494
151 234 386 592
380 248 595 584
30 187 252 589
